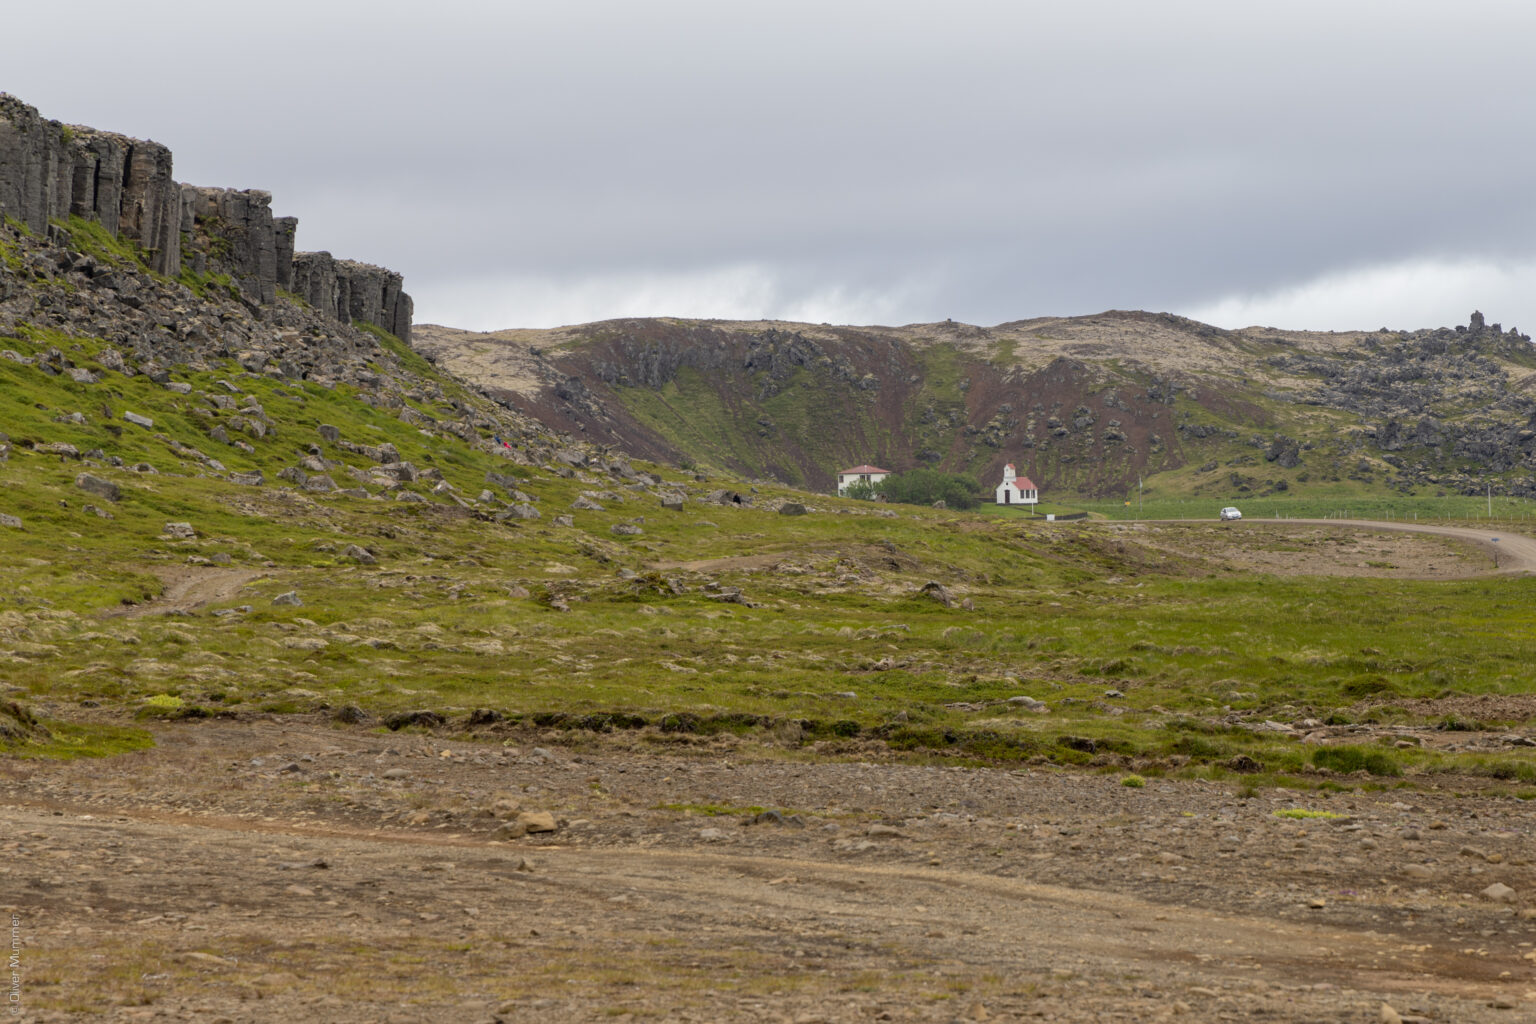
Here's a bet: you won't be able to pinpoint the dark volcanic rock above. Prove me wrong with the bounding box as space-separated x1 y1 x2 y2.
0 93 411 341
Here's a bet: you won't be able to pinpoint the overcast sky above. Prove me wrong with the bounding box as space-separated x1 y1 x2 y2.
8 1 1536 334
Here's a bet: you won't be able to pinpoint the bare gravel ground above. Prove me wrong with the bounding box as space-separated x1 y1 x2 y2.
3 715 1535 1023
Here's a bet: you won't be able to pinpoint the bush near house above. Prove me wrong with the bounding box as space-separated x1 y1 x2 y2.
872 469 985 510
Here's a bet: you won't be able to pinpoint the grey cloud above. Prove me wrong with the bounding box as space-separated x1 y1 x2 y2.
9 0 1536 330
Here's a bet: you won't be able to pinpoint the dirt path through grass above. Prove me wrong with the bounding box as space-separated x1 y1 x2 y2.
1119 518 1536 578
1280 519 1536 575
102 566 268 618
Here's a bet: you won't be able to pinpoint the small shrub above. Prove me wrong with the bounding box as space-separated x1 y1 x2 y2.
1168 735 1225 759
1273 808 1348 820
1342 674 1394 697
1120 774 1146 788
1312 745 1401 777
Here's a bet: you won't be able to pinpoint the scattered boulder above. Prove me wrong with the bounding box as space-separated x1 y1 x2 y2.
747 810 806 827
74 473 120 501
122 410 153 428
517 810 558 834
919 581 955 607
0 513 20 528
163 522 196 539
272 591 303 607
341 544 376 565
492 820 528 840
659 491 686 511
385 710 445 731
572 496 604 511
495 504 540 522
611 522 643 536
779 502 807 516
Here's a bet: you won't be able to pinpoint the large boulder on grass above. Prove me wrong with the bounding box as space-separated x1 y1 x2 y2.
75 473 120 501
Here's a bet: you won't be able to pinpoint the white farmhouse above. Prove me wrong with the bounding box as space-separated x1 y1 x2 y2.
837 464 891 496
995 463 1038 507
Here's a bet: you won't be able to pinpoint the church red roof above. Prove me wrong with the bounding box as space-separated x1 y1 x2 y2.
839 465 891 475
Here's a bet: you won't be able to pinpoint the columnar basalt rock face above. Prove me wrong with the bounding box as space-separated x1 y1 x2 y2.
0 93 411 340
0 93 68 234
185 186 279 304
0 95 180 269
292 252 412 345
290 250 340 320
118 136 181 275
274 216 297 292
67 130 127 235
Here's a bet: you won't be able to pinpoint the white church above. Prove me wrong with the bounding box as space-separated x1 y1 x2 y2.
995 463 1039 507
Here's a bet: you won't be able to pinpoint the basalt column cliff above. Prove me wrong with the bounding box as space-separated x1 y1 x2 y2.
0 94 411 344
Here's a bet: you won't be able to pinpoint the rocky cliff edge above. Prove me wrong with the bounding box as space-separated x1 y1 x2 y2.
0 94 411 344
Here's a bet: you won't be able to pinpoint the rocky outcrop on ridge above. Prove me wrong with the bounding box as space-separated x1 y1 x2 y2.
291 252 412 344
0 94 410 343
0 94 621 500
0 94 180 275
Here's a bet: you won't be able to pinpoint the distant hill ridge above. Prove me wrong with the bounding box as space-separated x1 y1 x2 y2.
415 310 1536 500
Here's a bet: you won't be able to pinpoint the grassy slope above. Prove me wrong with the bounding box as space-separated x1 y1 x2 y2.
1 296 1534 790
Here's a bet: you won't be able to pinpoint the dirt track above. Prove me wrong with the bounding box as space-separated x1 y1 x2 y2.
1241 519 1536 576
1098 517 1536 581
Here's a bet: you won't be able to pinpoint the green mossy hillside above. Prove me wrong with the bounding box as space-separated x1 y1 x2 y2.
2 294 1535 790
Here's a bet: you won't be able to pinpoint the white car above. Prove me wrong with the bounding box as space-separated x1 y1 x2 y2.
1219 506 1242 521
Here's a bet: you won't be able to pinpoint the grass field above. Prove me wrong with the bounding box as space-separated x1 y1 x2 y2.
2 312 1535 794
